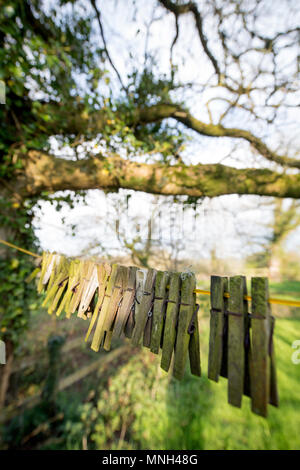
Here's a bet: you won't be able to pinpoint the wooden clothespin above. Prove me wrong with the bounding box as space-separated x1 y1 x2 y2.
131 269 156 347
188 290 201 377
173 272 196 380
111 266 137 339
64 259 82 318
85 263 111 342
77 262 98 320
102 265 128 351
91 263 118 352
42 255 68 312
150 271 170 354
124 268 147 339
55 259 80 317
161 272 181 373
227 276 247 408
209 275 247 408
243 276 251 398
251 277 279 417
68 259 86 314
37 252 56 293
47 258 70 315
208 276 228 382
45 254 63 293
268 312 279 408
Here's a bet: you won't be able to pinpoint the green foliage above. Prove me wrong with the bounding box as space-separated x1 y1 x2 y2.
128 65 176 106
0 254 35 344
3 404 52 449
0 0 103 175
63 402 99 450
107 66 188 161
0 0 188 173
0 196 40 346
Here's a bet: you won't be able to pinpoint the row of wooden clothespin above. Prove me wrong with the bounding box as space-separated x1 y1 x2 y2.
30 253 279 417
33 253 201 380
208 275 279 417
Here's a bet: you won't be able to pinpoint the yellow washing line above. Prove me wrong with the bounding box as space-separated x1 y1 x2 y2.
0 239 40 258
195 289 300 308
1 239 300 308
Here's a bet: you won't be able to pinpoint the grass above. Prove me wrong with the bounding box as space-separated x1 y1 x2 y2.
107 316 300 450
270 280 300 296
198 279 300 297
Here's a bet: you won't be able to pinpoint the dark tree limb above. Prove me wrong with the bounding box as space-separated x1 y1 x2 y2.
90 0 127 93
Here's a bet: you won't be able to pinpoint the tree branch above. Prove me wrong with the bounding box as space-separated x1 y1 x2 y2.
38 100 300 169
16 150 300 199
158 0 222 81
137 104 300 169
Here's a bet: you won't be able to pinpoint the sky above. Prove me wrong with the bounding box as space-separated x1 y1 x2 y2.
33 0 300 262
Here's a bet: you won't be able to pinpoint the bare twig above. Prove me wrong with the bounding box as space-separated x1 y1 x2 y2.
90 0 127 93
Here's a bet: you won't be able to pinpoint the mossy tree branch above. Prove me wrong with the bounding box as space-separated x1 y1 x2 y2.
16 150 300 199
136 104 300 170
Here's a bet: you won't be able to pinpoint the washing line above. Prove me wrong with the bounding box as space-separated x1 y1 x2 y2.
1 238 300 308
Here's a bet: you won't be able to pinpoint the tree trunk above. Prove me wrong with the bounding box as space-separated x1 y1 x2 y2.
268 245 282 282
